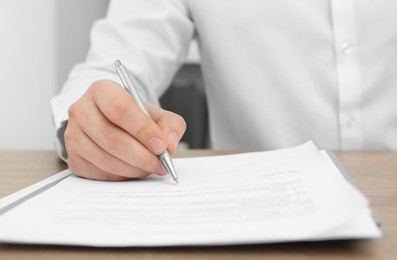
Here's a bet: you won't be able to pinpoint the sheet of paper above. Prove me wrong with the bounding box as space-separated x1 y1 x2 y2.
0 141 381 247
0 170 71 215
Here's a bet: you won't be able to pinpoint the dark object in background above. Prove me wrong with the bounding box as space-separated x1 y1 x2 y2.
160 83 208 149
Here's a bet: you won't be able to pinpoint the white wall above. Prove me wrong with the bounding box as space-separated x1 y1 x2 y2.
0 0 108 150
56 0 109 88
0 0 57 149
0 0 199 150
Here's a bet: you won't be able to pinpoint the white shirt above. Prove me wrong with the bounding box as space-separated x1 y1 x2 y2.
51 0 397 151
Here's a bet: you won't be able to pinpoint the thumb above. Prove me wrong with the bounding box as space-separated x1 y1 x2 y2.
147 104 186 154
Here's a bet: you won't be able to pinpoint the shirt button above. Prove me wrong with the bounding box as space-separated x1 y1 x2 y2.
340 42 352 55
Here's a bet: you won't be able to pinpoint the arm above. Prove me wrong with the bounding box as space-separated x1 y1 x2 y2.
51 0 194 180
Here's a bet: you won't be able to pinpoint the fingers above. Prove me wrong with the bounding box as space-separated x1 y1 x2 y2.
65 117 160 180
67 153 131 181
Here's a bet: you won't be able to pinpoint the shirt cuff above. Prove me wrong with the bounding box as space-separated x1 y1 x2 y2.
55 120 68 162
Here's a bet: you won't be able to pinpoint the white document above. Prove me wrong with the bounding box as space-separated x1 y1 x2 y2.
0 141 381 247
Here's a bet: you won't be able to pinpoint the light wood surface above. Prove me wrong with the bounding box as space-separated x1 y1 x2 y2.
0 149 396 260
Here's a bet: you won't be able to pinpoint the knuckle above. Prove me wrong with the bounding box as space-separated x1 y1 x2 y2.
102 131 125 154
63 124 74 139
68 102 84 119
134 119 152 140
88 80 131 125
107 99 129 123
63 125 75 143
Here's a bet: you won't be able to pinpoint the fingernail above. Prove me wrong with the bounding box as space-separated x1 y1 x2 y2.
168 131 179 147
148 137 166 154
155 163 168 176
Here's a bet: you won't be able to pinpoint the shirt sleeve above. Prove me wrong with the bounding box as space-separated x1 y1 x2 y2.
50 0 194 157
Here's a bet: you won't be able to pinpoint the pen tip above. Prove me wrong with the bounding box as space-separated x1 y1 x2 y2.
175 178 179 184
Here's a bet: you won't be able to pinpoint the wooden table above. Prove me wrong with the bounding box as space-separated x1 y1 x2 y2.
0 150 396 260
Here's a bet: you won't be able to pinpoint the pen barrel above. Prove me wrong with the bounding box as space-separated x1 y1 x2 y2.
115 60 149 115
115 60 179 184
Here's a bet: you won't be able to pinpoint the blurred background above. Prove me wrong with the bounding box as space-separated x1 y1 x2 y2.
0 0 206 150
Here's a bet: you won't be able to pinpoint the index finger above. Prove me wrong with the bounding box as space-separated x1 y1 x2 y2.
89 80 168 155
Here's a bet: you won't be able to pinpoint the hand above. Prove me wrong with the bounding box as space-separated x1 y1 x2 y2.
64 79 186 181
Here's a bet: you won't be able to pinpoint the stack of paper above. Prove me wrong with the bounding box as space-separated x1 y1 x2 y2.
0 141 381 247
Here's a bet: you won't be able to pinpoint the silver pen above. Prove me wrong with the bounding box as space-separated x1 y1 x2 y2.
114 59 179 184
